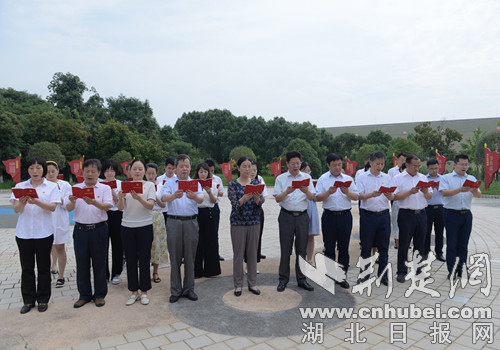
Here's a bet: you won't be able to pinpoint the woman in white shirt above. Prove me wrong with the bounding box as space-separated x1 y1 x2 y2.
10 157 59 314
117 158 156 306
45 160 71 288
193 162 221 278
145 163 169 283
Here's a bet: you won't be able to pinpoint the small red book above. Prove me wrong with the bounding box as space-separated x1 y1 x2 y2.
197 179 213 188
101 180 117 189
12 188 39 199
334 180 352 188
313 180 318 188
428 181 439 188
416 181 431 189
178 180 199 192
72 187 95 199
57 174 64 180
121 181 143 194
292 179 310 189
463 179 482 188
378 186 397 193
163 179 167 185
244 184 265 194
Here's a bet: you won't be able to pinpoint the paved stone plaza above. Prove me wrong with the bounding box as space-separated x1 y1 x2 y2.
0 189 498 349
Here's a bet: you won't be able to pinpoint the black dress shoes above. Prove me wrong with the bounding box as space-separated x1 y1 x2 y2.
248 287 261 295
234 289 242 297
259 254 266 259
436 253 446 262
396 274 406 283
169 295 181 303
20 304 34 314
37 303 48 312
277 282 287 292
183 290 198 301
335 280 350 289
298 281 314 291
219 256 225 261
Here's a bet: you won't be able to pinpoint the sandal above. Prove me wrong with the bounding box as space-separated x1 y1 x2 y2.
51 270 58 275
152 273 161 283
56 278 65 288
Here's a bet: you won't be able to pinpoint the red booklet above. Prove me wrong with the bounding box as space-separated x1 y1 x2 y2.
197 179 213 188
101 180 117 189
12 188 39 199
57 174 64 180
416 181 431 189
378 186 397 193
244 184 265 194
163 179 167 185
313 180 318 188
121 181 143 194
334 181 352 188
127 177 133 181
292 179 310 189
428 181 439 188
178 180 199 192
463 179 482 188
72 187 95 199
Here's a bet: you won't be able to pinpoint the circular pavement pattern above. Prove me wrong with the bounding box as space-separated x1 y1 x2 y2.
169 273 356 337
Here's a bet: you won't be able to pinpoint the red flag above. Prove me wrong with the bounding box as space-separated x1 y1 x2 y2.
2 155 21 183
436 150 447 175
68 157 84 177
345 157 358 176
120 159 133 175
484 145 500 190
269 160 282 178
220 161 233 182
393 154 397 167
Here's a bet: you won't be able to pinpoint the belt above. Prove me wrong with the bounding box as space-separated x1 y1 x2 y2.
400 208 424 215
281 208 307 217
428 205 443 209
167 215 197 221
75 222 107 230
324 209 351 216
445 208 470 215
360 208 389 216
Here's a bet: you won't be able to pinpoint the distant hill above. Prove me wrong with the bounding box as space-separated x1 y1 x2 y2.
324 117 500 141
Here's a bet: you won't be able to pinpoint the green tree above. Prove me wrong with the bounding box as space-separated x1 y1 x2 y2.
27 142 66 168
353 144 388 168
0 112 24 161
0 88 54 116
387 137 422 171
229 146 256 162
283 138 322 178
331 133 366 158
47 72 88 112
366 130 392 147
460 126 487 177
412 122 462 159
92 120 139 160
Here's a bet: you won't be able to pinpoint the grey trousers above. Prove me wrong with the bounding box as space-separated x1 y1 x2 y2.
231 224 260 288
278 210 309 284
166 218 199 297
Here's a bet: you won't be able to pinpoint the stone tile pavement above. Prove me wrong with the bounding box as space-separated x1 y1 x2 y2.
0 189 498 349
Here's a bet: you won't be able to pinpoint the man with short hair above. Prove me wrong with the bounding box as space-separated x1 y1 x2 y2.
316 153 360 288
162 155 204 303
157 157 176 223
392 154 432 283
440 154 481 279
274 150 316 292
205 158 225 261
67 159 113 308
389 152 407 249
425 159 445 262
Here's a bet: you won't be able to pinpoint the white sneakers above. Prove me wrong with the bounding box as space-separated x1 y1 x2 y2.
111 275 121 285
125 293 149 306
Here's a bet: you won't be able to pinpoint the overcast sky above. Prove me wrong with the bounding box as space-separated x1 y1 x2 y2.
1 0 499 128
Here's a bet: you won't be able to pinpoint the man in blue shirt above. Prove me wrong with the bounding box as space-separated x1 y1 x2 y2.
439 154 481 279
425 159 445 262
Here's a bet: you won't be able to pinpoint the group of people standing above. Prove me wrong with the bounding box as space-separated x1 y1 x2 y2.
10 148 481 314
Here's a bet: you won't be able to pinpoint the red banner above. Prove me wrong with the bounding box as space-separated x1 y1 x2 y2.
120 159 134 175
220 161 233 182
68 157 84 177
436 151 447 175
2 156 21 183
345 157 358 176
484 146 500 190
269 160 281 178
393 154 397 167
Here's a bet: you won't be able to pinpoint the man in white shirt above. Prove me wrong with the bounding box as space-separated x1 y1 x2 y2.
274 151 316 292
156 157 176 223
392 154 432 283
388 152 407 250
425 159 445 262
316 153 360 288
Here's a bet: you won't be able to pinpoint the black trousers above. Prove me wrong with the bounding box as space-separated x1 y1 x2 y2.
195 208 221 277
106 210 123 279
321 210 353 273
425 205 444 256
74 224 108 301
444 209 472 274
397 209 427 275
213 203 221 257
278 210 309 284
121 224 154 292
359 210 390 278
16 234 53 305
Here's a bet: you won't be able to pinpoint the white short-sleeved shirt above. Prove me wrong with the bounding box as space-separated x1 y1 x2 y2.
356 171 391 212
388 166 401 179
439 171 479 210
315 172 358 211
393 170 432 210
152 183 164 210
273 171 315 212
10 178 60 239
53 180 72 244
156 174 176 212
198 181 218 209
121 181 156 228
257 175 268 197
212 174 225 196
71 182 113 224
